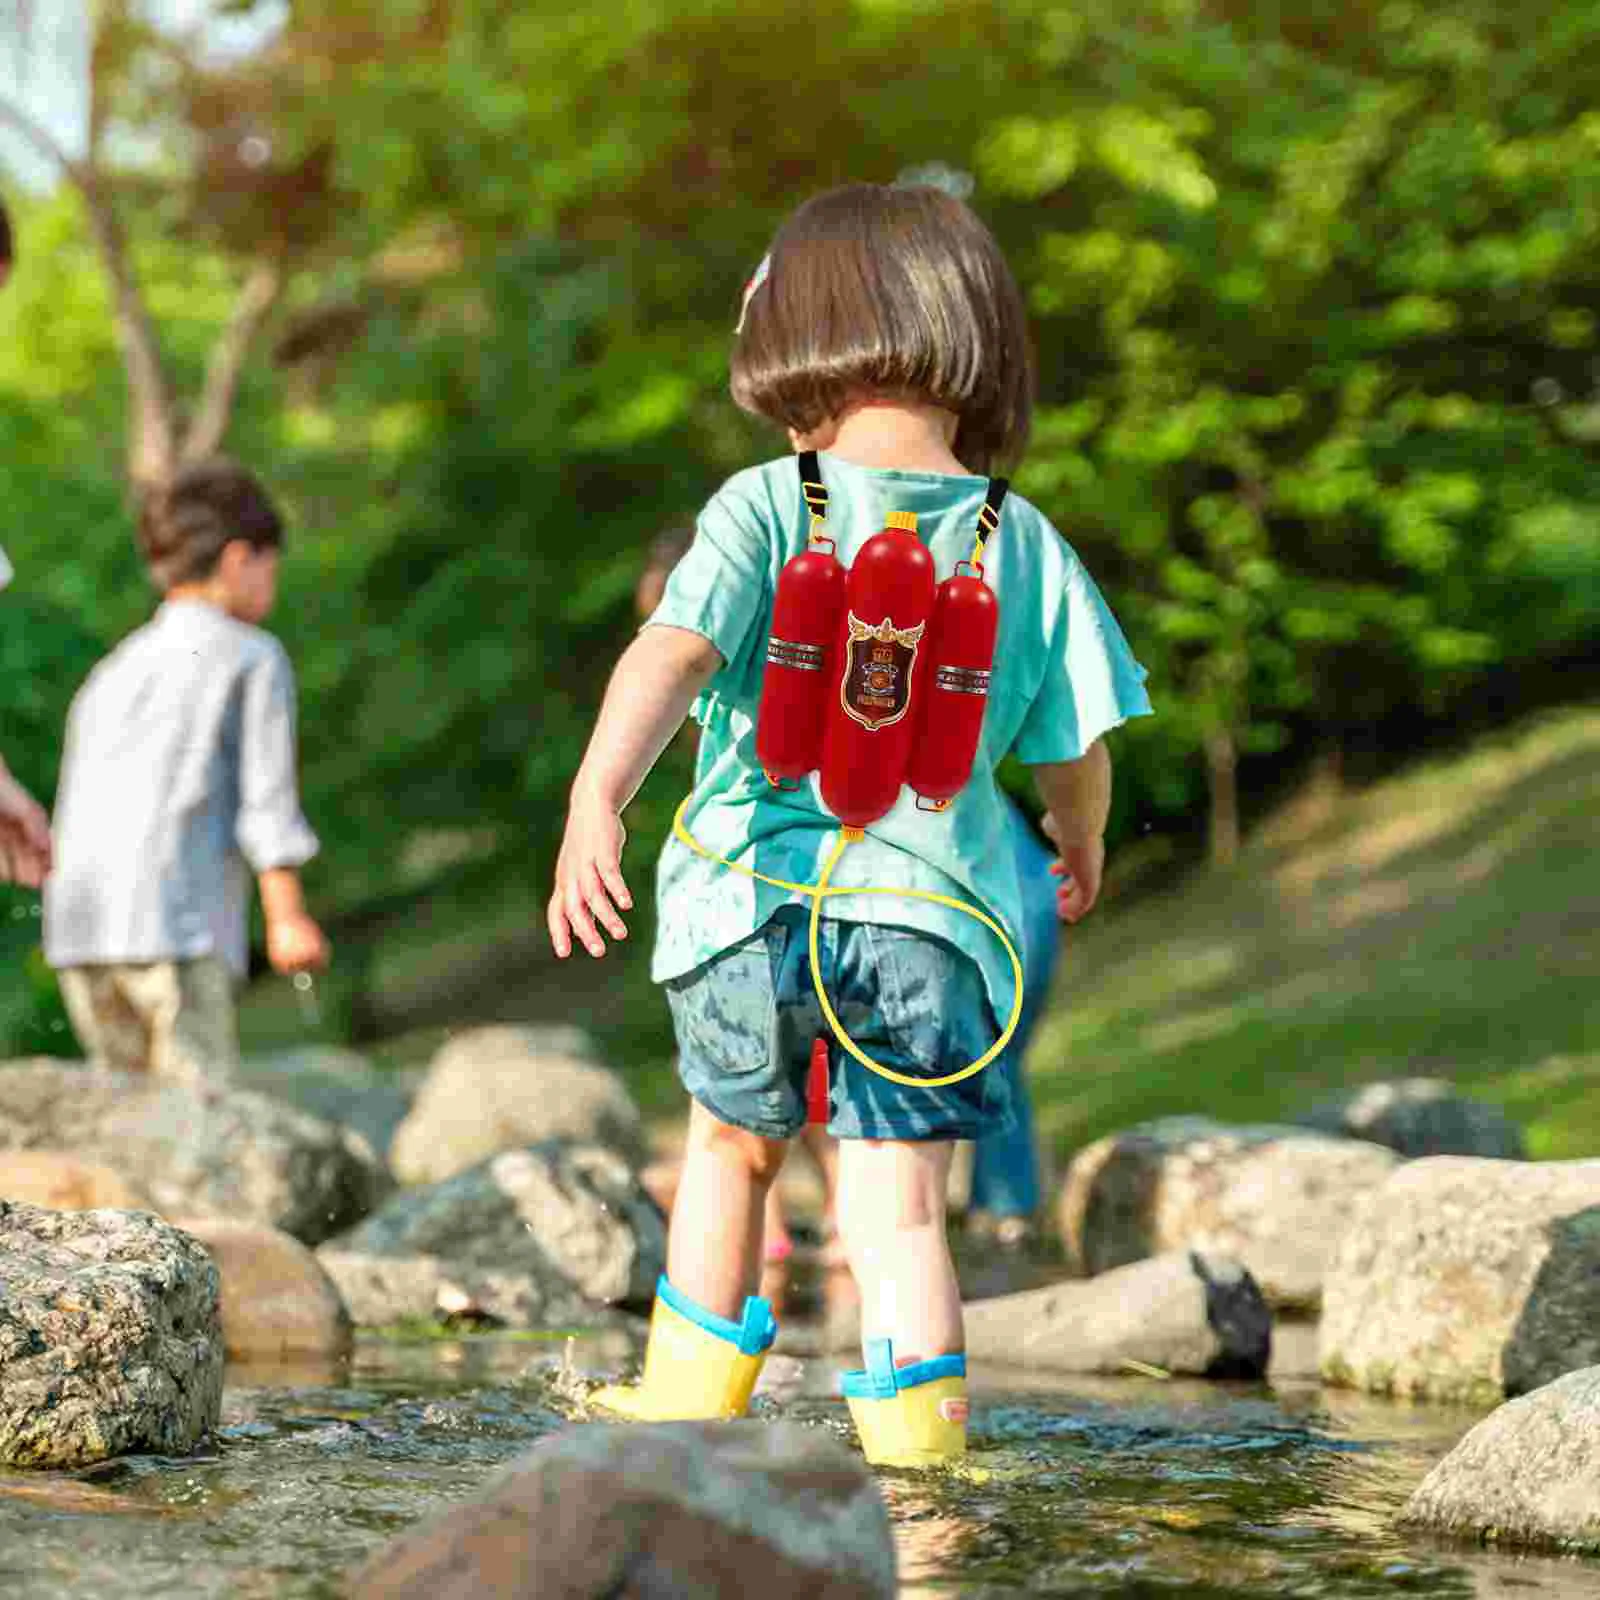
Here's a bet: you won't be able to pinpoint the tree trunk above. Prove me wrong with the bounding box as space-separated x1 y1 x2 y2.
1205 726 1239 867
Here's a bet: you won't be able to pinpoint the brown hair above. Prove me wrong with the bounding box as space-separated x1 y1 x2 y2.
729 184 1034 475
137 458 284 590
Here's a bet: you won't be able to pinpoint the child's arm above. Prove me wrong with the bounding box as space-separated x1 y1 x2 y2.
259 866 329 973
1029 739 1111 923
237 644 326 973
548 623 723 959
0 753 51 888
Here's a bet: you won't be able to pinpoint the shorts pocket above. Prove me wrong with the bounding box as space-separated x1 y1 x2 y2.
665 924 780 1079
865 925 992 1079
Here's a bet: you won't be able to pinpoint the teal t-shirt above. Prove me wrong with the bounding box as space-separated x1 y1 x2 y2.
643 450 1153 1038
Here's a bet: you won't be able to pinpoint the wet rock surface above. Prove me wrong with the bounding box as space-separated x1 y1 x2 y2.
1320 1156 1600 1403
1403 1365 1600 1552
1296 1077 1525 1159
232 1047 412 1166
0 1150 154 1211
0 1200 223 1467
961 1250 1272 1377
1057 1115 1400 1310
319 1142 665 1328
0 1061 390 1245
388 1025 646 1185
349 1419 897 1599
170 1218 352 1361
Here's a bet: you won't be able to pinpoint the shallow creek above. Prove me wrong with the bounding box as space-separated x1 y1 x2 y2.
3 1323 1600 1598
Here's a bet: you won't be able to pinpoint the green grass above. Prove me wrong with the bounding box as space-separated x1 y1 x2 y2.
1026 705 1600 1161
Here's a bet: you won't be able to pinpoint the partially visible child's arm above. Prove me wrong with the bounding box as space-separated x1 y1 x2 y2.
548 624 723 959
1030 738 1111 923
259 866 329 973
0 753 51 888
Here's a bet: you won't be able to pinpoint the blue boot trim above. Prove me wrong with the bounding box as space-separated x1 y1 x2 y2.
657 1274 777 1355
841 1337 967 1398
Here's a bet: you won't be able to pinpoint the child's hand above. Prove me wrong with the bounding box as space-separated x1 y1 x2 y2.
548 791 631 959
267 911 330 975
0 761 52 888
1048 837 1105 924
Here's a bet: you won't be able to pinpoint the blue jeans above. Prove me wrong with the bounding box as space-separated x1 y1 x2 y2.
968 802 1060 1218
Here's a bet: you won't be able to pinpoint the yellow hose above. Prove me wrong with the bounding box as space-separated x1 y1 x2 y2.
671 791 1023 1089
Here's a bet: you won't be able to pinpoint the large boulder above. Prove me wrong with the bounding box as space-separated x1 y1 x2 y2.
233 1047 412 1164
0 1060 389 1246
172 1217 352 1361
1402 1366 1600 1552
961 1251 1271 1378
0 1200 223 1467
349 1420 896 1599
1320 1157 1600 1403
1057 1116 1399 1310
319 1142 665 1329
388 1025 645 1185
0 1150 153 1211
1297 1077 1525 1159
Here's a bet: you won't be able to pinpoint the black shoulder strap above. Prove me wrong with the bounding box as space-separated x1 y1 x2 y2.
798 451 828 521
977 477 1009 540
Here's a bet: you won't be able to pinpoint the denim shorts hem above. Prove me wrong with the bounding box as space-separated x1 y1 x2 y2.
826 1116 994 1143
681 1077 804 1141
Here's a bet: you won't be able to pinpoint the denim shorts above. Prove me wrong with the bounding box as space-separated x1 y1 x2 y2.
664 906 1015 1142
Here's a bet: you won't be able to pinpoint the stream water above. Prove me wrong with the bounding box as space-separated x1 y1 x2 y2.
4 1318 1600 1599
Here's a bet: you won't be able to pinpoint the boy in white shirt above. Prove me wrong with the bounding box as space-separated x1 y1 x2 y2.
43 460 329 1085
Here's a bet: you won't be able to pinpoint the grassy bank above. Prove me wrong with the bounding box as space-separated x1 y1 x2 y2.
1026 705 1600 1161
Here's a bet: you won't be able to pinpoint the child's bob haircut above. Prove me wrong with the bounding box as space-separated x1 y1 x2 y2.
730 183 1034 476
137 458 284 591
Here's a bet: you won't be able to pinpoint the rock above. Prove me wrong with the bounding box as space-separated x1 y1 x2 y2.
233 1047 412 1163
1297 1077 1525 1159
1320 1157 1600 1403
171 1218 352 1361
1057 1116 1400 1310
319 1142 666 1328
349 1419 896 1599
1402 1366 1600 1552
388 1025 645 1185
961 1251 1271 1378
0 1150 153 1211
0 1200 223 1467
0 1060 389 1246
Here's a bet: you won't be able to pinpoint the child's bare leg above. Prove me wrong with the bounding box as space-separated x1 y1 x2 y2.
762 1182 794 1259
668 1098 789 1318
836 1138 961 1360
799 1124 840 1212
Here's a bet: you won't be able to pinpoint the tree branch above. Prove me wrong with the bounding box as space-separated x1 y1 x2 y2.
0 92 177 490
181 257 284 465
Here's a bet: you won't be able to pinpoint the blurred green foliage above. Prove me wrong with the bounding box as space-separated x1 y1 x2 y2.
2 0 1598 1058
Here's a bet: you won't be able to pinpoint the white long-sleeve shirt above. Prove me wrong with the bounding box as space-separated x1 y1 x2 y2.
43 599 319 977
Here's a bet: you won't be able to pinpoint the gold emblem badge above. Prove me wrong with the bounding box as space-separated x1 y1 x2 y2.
840 612 925 731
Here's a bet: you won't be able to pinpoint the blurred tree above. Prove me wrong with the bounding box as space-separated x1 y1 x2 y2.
4 0 1600 1057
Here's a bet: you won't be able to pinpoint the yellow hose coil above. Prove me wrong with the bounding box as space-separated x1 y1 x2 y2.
671 792 1023 1089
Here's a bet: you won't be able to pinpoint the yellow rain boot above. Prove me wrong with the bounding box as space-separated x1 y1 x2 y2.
591 1275 777 1421
843 1338 968 1468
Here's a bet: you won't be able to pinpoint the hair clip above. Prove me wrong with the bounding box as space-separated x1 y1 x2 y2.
735 252 772 334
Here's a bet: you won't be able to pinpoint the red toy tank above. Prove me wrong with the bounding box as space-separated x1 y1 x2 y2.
756 544 845 782
819 512 935 828
906 565 999 806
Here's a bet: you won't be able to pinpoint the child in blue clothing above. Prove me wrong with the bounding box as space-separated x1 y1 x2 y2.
548 182 1150 1466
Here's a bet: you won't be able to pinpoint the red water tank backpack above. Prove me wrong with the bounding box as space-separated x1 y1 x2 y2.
756 451 1008 824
